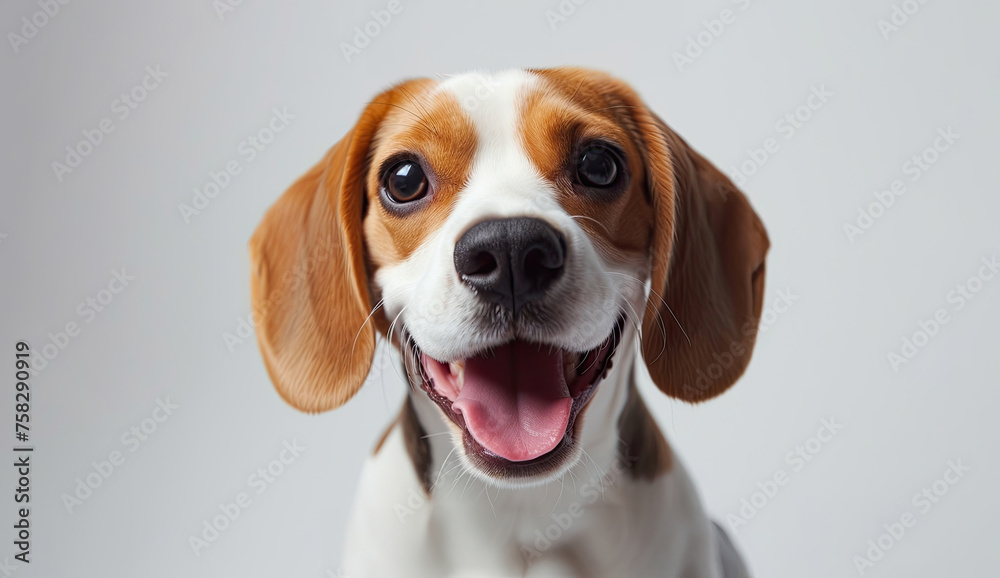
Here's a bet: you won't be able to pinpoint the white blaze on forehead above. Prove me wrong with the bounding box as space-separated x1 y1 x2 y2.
374 70 630 362
436 70 559 225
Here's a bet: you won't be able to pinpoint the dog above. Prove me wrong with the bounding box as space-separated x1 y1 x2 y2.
249 67 769 577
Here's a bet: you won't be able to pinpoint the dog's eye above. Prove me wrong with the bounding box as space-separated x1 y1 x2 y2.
384 161 428 203
576 144 619 188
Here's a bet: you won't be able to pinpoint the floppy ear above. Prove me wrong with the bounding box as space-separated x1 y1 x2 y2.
248 101 390 413
635 108 770 403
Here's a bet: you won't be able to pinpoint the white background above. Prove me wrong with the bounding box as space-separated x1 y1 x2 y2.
1 0 998 576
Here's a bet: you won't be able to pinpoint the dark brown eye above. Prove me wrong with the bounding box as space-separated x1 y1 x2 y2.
576 144 619 188
384 161 428 203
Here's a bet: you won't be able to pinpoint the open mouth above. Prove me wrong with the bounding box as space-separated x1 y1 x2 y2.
406 316 625 476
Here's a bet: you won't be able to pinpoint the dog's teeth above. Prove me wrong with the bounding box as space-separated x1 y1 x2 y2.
449 361 465 391
563 353 577 384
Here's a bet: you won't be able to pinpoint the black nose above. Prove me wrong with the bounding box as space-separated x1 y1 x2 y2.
454 217 566 313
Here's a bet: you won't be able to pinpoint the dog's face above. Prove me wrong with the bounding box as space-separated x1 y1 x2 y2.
249 68 769 487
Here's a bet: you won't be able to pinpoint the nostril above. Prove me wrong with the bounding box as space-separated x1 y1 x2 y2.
536 232 565 266
523 244 562 274
453 217 566 312
466 251 498 277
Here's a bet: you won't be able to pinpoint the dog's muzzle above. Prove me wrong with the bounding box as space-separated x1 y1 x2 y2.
453 217 566 315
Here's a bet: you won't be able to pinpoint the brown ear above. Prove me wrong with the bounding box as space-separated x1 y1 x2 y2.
248 101 389 413
637 111 770 403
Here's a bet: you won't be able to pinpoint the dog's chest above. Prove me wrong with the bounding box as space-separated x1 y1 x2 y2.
342 423 719 578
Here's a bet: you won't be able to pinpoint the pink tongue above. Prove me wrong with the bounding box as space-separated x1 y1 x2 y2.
452 342 571 462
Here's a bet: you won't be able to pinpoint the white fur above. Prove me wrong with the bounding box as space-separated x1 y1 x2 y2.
375 70 641 362
348 70 735 577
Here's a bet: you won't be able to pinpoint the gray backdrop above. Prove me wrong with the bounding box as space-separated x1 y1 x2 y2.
2 0 998 576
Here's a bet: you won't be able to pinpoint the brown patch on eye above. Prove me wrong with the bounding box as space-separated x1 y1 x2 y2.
519 70 655 264
617 374 672 480
363 80 478 268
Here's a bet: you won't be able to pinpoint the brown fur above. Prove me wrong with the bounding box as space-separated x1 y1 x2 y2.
364 81 478 265
639 115 769 402
249 83 420 412
617 374 673 480
249 68 769 474
528 67 770 403
524 69 655 265
372 396 433 494
400 395 433 493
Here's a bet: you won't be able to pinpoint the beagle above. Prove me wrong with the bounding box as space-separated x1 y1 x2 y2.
249 67 769 578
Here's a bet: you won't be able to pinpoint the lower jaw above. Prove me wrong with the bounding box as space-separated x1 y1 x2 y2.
405 317 624 482
457 388 597 484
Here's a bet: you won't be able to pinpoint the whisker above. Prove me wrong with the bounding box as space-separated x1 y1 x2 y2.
386 305 411 385
430 446 458 489
484 482 497 519
459 474 475 503
397 84 439 135
369 100 438 138
569 77 586 101
607 271 691 358
536 478 551 511
611 288 644 339
595 104 638 112
445 469 467 500
439 461 466 482
351 298 384 356
544 474 567 518
568 214 613 237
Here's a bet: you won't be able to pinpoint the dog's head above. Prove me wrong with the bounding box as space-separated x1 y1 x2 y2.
249 68 768 486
